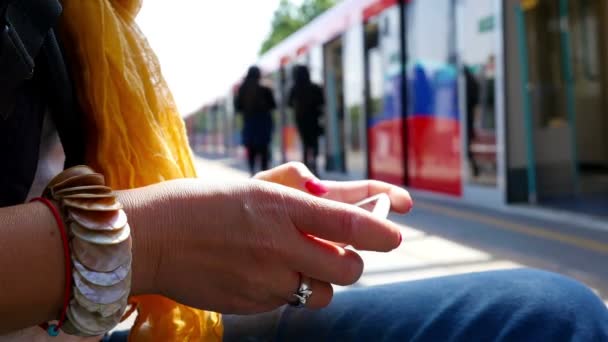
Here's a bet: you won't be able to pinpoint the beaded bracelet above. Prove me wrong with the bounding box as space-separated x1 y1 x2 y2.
38 165 132 337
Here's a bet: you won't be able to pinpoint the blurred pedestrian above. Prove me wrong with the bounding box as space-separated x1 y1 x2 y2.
289 65 324 176
235 66 276 175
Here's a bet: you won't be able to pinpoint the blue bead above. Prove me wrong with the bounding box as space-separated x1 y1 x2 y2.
47 324 60 337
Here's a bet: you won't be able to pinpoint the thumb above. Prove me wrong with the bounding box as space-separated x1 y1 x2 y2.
254 162 328 196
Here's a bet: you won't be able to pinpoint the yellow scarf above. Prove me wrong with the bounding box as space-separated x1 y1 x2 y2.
58 0 223 340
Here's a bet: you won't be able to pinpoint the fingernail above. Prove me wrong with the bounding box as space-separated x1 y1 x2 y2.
407 199 414 213
398 232 403 245
305 179 329 196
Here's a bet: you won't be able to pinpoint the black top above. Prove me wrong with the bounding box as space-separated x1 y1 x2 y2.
235 84 276 116
288 82 324 140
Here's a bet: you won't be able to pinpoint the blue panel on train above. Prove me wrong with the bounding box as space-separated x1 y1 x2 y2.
407 61 459 120
368 74 402 126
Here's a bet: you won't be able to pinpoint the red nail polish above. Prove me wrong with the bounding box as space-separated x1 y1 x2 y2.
407 199 414 213
305 179 329 196
398 232 403 245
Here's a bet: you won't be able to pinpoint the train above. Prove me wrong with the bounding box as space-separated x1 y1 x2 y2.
186 0 608 216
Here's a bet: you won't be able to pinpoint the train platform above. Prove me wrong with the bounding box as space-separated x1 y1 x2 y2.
193 153 608 304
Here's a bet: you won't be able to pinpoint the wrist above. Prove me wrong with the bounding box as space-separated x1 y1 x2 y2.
116 186 166 296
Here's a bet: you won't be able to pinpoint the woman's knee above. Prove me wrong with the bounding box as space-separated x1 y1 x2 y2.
499 269 605 314
484 269 608 341
386 268 608 341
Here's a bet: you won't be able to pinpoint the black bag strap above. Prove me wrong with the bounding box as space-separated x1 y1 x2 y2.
0 0 85 206
0 0 62 119
1 0 85 167
39 30 86 168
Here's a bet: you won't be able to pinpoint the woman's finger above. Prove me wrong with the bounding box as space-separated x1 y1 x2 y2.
254 162 328 196
322 180 413 213
286 234 364 286
287 195 401 251
276 276 333 310
254 163 413 214
300 278 333 309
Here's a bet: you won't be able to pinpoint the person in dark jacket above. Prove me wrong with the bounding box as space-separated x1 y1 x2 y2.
235 66 276 175
288 65 324 175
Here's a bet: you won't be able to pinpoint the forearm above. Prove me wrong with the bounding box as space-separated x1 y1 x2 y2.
0 185 164 334
0 188 162 334
0 202 64 334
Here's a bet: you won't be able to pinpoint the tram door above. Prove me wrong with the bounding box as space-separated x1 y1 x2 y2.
519 0 608 208
323 38 346 172
363 3 406 185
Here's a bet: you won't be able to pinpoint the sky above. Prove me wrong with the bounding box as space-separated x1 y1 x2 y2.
136 1 290 116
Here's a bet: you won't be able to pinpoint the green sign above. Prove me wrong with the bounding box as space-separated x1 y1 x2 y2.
479 16 495 33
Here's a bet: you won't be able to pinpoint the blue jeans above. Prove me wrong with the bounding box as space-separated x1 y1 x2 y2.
223 269 608 341
105 269 608 341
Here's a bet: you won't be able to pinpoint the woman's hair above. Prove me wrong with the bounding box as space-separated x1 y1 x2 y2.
245 66 261 83
293 65 311 88
240 66 262 111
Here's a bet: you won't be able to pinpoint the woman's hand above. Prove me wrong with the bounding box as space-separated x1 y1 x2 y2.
254 162 413 214
119 177 403 315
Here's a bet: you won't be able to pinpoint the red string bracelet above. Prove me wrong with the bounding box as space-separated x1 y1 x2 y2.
30 197 72 337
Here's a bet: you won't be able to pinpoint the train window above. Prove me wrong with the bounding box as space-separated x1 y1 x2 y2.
382 16 390 37
343 25 365 158
406 0 450 65
574 0 599 81
365 22 379 50
524 0 568 128
456 0 497 186
309 46 324 84
364 22 383 121
523 0 602 129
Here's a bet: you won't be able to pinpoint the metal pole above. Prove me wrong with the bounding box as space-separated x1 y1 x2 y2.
515 4 538 204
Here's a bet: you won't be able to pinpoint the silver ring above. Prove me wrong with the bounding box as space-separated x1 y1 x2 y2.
289 274 312 308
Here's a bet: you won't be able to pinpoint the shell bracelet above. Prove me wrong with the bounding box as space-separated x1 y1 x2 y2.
43 165 132 336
